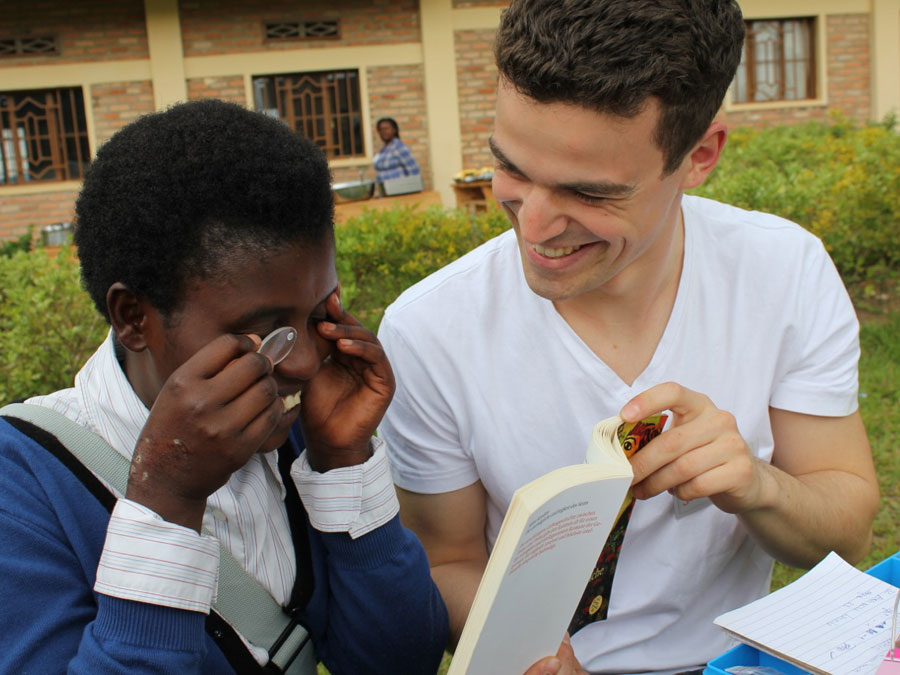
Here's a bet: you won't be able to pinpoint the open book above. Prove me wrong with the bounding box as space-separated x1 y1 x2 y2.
714 551 900 675
447 414 666 675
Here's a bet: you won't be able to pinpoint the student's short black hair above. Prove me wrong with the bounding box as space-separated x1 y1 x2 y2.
74 98 334 323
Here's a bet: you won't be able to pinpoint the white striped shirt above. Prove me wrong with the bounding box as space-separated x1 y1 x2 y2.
28 331 398 663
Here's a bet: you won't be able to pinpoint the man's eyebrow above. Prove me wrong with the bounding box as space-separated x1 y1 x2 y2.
489 136 636 198
488 136 520 174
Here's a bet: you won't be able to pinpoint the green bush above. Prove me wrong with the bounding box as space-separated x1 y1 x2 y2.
335 204 510 330
0 227 33 258
0 208 509 404
0 247 107 406
692 114 900 282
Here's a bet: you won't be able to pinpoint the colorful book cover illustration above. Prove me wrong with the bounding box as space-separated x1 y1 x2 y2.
568 414 668 634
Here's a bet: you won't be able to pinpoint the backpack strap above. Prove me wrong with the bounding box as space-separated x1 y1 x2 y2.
0 402 315 675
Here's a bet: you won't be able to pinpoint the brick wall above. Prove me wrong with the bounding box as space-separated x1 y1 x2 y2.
0 190 78 241
455 28 497 171
91 80 156 147
721 14 871 129
0 0 148 66
187 76 247 105
360 63 431 189
179 0 420 57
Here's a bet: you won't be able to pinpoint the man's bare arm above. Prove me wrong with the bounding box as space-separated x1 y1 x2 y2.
738 408 879 567
626 383 879 569
397 481 489 648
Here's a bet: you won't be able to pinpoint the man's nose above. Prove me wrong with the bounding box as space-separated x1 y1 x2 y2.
513 185 568 242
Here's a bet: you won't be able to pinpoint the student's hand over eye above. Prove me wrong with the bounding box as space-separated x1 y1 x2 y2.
300 289 396 472
127 333 281 531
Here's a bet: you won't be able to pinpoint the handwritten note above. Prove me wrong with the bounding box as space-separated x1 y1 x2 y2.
714 552 899 675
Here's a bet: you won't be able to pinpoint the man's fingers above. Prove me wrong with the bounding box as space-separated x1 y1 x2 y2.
620 381 710 423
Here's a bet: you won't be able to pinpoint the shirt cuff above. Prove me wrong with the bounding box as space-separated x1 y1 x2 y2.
291 437 400 539
94 499 220 613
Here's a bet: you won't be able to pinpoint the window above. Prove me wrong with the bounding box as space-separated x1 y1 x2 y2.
0 35 58 58
253 70 363 159
732 18 816 103
0 87 90 185
264 20 340 42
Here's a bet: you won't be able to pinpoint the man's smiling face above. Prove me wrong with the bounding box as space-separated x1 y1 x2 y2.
490 80 692 306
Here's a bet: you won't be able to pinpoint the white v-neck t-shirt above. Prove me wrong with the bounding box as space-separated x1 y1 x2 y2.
378 195 859 674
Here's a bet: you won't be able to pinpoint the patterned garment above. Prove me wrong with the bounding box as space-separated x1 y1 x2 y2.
373 137 420 182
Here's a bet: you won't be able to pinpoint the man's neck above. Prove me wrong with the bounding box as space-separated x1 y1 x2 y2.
553 210 685 385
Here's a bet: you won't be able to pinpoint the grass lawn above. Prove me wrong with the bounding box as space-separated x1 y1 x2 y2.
771 285 900 589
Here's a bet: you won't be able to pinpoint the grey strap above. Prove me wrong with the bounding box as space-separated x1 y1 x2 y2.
1 403 314 674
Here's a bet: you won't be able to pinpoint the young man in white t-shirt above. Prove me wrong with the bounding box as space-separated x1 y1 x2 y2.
377 1 880 673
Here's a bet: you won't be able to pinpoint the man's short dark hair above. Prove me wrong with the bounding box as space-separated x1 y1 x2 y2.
74 98 334 322
494 0 745 174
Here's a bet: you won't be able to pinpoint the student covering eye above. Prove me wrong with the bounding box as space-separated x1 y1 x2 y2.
0 99 447 675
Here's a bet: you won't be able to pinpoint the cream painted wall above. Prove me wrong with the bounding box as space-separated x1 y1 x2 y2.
419 0 464 208
144 0 188 109
871 0 900 120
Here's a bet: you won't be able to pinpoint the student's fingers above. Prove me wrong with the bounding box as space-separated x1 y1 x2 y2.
179 333 260 379
324 288 363 327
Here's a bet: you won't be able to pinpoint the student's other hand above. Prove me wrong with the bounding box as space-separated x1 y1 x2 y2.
621 381 763 514
128 333 281 531
523 635 587 675
300 288 396 472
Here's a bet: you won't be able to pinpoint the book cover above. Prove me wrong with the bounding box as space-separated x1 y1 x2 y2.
447 415 666 674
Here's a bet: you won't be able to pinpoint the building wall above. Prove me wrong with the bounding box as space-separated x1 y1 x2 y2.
185 76 246 106
179 0 420 56
0 0 148 66
91 80 156 147
721 13 872 128
0 190 79 241
0 0 897 240
455 28 497 171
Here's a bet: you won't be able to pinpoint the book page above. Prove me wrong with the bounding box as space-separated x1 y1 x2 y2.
455 475 631 674
714 552 899 675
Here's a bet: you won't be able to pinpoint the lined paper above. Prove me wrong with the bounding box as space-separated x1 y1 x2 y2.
715 552 899 675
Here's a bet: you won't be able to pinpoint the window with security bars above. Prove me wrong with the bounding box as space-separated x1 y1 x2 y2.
252 70 363 159
0 87 91 185
264 20 340 42
732 18 816 103
0 35 58 57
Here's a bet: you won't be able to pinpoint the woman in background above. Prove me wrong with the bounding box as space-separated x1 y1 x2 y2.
373 117 421 185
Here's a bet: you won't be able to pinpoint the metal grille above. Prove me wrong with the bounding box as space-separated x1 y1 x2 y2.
0 88 91 185
0 36 58 57
264 21 339 42
252 70 363 159
732 18 816 103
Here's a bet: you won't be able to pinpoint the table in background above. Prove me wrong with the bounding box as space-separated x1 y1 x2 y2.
452 181 494 214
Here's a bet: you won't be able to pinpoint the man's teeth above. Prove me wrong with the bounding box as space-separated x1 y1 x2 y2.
282 392 302 412
533 243 582 258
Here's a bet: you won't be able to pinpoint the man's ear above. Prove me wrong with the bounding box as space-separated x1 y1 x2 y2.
679 121 728 191
106 282 151 352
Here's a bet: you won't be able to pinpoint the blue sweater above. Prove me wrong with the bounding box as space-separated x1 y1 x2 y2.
0 418 448 674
